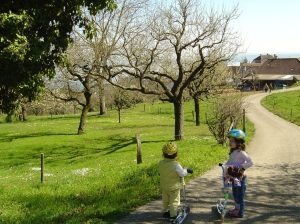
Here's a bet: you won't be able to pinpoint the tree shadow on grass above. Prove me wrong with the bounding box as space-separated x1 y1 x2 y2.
102 136 168 156
4 160 297 223
0 132 77 142
3 164 161 224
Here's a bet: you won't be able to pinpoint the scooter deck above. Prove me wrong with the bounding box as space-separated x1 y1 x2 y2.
170 205 190 224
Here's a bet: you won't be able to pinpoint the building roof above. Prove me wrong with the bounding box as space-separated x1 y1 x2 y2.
252 54 276 63
243 74 300 81
239 63 260 78
257 58 300 75
236 56 300 82
240 63 261 67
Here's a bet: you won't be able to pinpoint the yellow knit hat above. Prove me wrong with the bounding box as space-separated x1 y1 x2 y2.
162 142 178 155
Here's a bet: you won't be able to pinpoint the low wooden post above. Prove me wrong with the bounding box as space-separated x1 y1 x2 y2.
192 110 194 121
242 109 246 133
136 134 142 164
41 153 44 183
229 121 234 131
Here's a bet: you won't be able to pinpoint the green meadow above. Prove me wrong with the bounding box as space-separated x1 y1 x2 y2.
0 99 254 223
261 87 300 125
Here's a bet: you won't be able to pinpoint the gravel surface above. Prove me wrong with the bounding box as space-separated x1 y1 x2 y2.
116 87 300 224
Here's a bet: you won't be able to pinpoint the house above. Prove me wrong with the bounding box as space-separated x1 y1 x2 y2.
252 54 277 64
239 54 276 79
240 54 300 90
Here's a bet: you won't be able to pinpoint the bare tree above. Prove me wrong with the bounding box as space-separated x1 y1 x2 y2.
78 0 148 115
100 0 243 140
45 0 147 133
47 38 98 134
113 87 132 123
188 62 235 126
205 96 247 145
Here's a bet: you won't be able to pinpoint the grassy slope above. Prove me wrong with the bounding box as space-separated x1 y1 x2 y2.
261 87 300 126
0 99 254 223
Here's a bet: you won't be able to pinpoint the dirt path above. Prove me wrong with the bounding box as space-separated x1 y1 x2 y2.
117 87 300 224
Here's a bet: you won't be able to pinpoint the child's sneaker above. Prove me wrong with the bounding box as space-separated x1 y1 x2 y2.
170 216 177 223
228 209 243 218
228 208 236 213
163 211 170 218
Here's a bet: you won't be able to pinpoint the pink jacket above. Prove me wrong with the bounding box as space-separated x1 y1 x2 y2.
226 150 253 170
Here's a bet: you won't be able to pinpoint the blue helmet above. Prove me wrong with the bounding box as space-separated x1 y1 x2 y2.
227 129 246 140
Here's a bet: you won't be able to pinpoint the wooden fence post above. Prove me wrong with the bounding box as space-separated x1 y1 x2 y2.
229 121 234 132
242 109 246 133
136 134 142 164
41 153 44 183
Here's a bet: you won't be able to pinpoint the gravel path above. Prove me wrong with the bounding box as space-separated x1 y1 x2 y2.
117 87 300 224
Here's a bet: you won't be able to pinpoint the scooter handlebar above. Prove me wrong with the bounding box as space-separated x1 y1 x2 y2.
187 169 193 174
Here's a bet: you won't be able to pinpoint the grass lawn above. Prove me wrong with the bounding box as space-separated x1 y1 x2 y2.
261 86 300 125
0 98 254 223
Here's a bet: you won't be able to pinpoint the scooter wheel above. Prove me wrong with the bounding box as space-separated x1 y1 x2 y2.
185 206 190 214
221 213 225 223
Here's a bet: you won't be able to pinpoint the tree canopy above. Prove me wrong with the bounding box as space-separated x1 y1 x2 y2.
0 0 116 113
100 0 243 140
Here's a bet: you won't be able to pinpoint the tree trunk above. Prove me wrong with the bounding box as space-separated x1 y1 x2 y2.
99 79 106 115
100 95 106 115
73 105 77 114
5 113 12 123
194 97 200 126
118 108 121 123
173 100 184 140
21 105 27 121
78 106 89 135
77 91 92 135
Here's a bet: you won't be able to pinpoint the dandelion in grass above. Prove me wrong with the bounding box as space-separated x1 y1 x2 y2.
31 167 41 171
44 173 54 177
72 168 89 176
191 136 200 141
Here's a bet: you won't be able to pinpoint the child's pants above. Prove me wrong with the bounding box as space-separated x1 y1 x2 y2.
162 188 180 217
232 176 247 217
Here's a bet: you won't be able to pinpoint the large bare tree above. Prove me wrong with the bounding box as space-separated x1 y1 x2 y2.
100 0 243 140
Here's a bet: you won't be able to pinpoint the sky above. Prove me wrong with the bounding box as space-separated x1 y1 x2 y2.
204 0 300 55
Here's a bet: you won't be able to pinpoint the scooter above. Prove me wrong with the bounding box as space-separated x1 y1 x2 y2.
216 163 231 223
170 168 193 224
216 163 241 223
170 183 190 224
